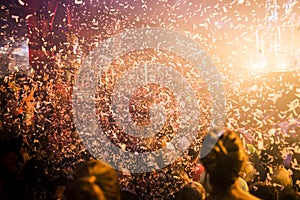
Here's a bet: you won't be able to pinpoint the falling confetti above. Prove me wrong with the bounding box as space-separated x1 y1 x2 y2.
0 0 300 199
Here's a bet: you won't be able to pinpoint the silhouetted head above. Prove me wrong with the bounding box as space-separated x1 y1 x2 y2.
64 176 106 200
200 128 247 189
250 182 281 200
65 160 120 200
174 181 206 200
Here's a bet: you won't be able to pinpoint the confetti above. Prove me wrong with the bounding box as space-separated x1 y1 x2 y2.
1 0 300 199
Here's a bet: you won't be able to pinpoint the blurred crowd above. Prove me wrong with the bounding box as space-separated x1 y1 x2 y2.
0 54 300 199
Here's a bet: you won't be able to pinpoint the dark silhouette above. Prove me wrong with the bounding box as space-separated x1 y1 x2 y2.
200 128 260 200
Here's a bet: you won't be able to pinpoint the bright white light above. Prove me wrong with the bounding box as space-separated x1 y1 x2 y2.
250 58 267 70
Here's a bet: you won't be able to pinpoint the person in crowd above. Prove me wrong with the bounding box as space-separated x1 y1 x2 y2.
279 187 300 200
270 164 293 188
0 136 23 200
192 162 205 182
64 160 121 200
173 181 206 200
64 176 106 200
120 188 138 200
241 161 258 185
200 168 250 193
200 128 260 200
249 182 281 200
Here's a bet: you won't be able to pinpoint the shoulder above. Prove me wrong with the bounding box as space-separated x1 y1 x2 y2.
232 187 261 200
237 189 261 200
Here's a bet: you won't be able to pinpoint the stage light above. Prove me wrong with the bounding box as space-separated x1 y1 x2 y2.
249 24 300 73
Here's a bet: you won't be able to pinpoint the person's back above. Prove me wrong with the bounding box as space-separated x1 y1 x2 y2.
202 175 259 200
200 128 260 200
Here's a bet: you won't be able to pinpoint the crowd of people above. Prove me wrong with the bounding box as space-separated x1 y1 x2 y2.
1 0 300 199
62 128 300 200
0 51 300 199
